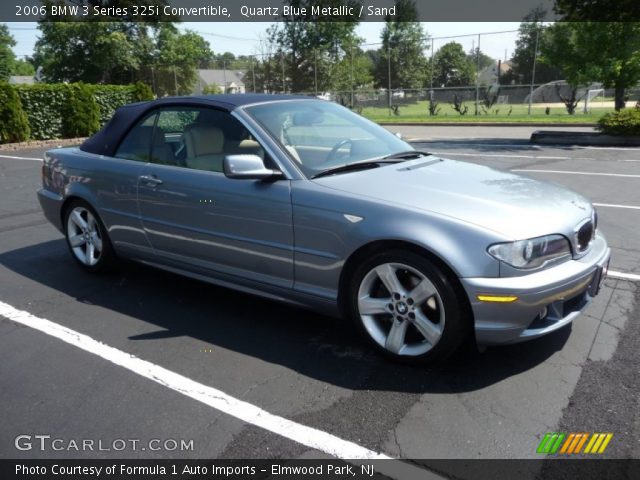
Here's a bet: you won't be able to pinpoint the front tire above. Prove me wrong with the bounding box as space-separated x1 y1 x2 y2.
63 200 115 272
348 250 468 364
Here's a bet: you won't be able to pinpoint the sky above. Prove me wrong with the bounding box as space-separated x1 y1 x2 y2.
6 22 521 62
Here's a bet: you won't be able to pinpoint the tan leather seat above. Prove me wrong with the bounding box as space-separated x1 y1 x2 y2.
183 124 225 172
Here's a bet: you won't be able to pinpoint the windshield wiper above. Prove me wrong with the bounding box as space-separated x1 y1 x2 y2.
312 161 391 179
381 150 431 160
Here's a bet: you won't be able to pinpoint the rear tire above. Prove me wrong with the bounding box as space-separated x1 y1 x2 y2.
348 250 468 364
63 199 115 273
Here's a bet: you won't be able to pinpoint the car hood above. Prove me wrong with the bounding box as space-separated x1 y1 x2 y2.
312 157 592 239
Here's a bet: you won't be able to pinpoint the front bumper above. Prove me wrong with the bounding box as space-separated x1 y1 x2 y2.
462 233 610 345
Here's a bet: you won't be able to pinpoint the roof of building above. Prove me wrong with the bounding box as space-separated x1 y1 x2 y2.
197 69 246 86
9 76 35 85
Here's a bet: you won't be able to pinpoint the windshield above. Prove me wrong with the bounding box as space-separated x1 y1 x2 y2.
244 100 413 178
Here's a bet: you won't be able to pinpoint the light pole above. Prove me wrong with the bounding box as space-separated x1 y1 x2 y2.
528 27 540 115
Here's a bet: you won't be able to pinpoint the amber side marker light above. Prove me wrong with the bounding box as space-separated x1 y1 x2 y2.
477 294 519 303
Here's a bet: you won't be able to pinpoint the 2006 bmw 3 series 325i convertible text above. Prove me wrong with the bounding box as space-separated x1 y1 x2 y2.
37 95 611 363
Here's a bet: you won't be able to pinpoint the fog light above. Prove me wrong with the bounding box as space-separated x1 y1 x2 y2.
477 294 519 303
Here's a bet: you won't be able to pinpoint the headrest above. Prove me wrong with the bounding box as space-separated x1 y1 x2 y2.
185 124 224 157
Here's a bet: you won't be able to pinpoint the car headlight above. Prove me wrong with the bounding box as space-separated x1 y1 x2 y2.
488 234 571 270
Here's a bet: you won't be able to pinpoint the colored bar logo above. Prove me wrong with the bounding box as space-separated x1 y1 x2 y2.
537 433 613 455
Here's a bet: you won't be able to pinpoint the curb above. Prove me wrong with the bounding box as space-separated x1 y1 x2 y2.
530 131 640 147
0 137 87 152
378 122 598 127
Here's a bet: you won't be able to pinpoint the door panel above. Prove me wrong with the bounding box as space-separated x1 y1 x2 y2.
137 164 293 288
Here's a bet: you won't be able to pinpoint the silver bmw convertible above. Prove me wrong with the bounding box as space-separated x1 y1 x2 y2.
37 94 611 363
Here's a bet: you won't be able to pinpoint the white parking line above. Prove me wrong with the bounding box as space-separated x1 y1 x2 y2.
608 271 640 281
0 300 390 460
593 203 640 210
0 154 42 161
511 169 640 178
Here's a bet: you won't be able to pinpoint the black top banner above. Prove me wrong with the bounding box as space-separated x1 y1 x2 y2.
4 0 640 23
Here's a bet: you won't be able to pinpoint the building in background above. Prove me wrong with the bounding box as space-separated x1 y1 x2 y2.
194 69 246 95
478 61 512 85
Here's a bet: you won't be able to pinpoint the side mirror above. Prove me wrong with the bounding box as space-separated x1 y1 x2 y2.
223 154 282 180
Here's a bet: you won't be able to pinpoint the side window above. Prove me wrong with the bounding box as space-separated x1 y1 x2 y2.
152 110 198 166
116 107 271 172
181 109 269 173
114 113 157 162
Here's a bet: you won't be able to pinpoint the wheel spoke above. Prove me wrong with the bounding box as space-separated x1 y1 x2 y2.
413 311 442 345
86 243 96 265
69 234 86 247
70 210 88 230
87 214 96 231
375 264 404 295
385 318 409 354
358 295 390 315
92 234 103 252
408 279 436 305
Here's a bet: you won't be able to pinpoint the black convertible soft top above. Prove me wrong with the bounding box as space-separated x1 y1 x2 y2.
80 94 312 157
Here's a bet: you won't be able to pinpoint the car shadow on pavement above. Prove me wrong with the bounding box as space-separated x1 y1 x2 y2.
1 239 571 395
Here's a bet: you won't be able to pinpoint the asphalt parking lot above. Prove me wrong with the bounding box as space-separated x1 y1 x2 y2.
0 127 638 473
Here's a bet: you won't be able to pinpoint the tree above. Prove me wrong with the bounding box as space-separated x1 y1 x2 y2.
554 0 640 22
0 24 17 82
504 7 562 85
541 22 640 110
432 42 475 87
374 0 428 90
467 48 494 72
33 0 176 84
152 25 214 96
13 59 35 76
34 22 143 83
332 40 374 105
267 1 361 93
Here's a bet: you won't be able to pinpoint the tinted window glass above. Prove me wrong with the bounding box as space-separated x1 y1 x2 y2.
116 107 269 172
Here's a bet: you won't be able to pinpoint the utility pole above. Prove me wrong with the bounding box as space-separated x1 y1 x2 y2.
281 54 285 93
475 33 480 115
314 49 318 96
251 56 256 93
429 36 435 91
173 68 178 96
223 59 227 94
350 44 354 108
387 44 392 110
528 27 540 115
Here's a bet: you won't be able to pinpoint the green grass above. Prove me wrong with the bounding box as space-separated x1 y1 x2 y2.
360 100 612 124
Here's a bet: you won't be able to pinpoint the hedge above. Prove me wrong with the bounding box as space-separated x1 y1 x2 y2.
7 82 154 143
0 83 30 143
597 108 640 136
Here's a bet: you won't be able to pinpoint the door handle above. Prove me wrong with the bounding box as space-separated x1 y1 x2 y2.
139 175 163 186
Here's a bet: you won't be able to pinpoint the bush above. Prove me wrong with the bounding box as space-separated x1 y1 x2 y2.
597 108 640 136
93 85 138 126
202 84 222 95
61 83 100 138
15 84 67 140
132 81 154 102
15 82 151 141
0 83 30 143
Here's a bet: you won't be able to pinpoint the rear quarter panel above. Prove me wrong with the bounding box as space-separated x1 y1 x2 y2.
42 148 149 250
